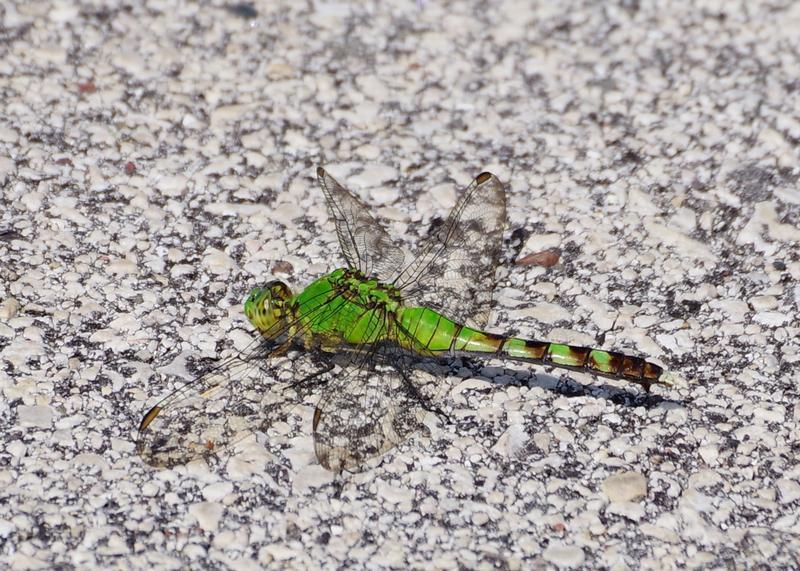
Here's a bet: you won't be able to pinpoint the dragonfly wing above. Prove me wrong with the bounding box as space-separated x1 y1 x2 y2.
312 342 446 473
137 343 326 468
137 283 361 468
317 166 406 281
395 172 507 329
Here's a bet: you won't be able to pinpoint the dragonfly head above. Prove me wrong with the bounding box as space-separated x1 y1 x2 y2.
244 281 293 337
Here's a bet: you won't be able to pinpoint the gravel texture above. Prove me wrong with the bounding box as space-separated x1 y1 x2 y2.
1 0 799 569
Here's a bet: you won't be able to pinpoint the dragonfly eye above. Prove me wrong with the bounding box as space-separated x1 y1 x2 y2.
268 281 293 302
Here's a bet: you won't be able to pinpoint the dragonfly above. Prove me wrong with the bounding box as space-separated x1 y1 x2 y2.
137 167 667 473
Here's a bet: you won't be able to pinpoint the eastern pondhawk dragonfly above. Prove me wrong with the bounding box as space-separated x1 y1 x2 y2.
138 167 667 472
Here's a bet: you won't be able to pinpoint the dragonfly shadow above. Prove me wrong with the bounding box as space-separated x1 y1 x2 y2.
525 370 683 409
446 357 683 410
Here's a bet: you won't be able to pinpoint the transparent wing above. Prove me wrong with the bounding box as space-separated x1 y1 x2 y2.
312 317 449 473
136 344 325 468
394 172 507 329
137 291 350 468
317 166 406 281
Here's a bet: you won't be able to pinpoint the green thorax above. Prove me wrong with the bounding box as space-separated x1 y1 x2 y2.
291 268 404 347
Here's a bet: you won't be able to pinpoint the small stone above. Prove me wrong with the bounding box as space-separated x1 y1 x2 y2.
292 465 334 494
753 405 784 423
749 295 778 310
698 444 719 465
7 441 26 458
640 523 680 543
687 469 722 489
711 298 749 323
107 258 138 275
680 488 714 512
0 298 20 320
602 471 647 502
49 3 80 22
261 543 298 561
491 423 529 458
0 157 15 184
189 502 224 532
377 482 414 505
428 182 456 210
776 478 800 504
516 302 571 324
550 425 574 444
349 164 397 188
0 520 15 538
72 453 108 470
182 114 203 129
0 127 19 144
203 482 234 502
88 329 115 344
646 222 716 261
543 543 585 568
669 207 697 233
532 432 551 453
110 438 135 453
171 264 195 277
202 248 236 274
157 175 187 197
665 407 688 425
355 144 381 160
634 314 659 328
606 500 645 521
523 233 562 252
17 405 53 428
753 311 790 327
141 483 159 497
578 404 604 418
265 62 293 79
471 512 490 526
608 436 630 456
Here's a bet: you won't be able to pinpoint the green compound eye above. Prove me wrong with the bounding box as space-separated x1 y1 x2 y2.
242 282 294 338
244 288 266 319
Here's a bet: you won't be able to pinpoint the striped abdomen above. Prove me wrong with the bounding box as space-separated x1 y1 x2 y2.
397 307 665 391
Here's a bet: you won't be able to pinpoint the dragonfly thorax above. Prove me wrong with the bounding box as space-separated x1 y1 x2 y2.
244 280 294 337
330 268 402 311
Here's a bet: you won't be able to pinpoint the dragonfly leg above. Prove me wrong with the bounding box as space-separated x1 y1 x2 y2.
297 360 335 386
276 361 334 399
400 374 451 424
332 475 345 495
427 402 451 425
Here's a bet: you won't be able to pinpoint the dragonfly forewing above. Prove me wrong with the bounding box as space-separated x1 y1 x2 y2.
317 167 406 283
137 346 325 468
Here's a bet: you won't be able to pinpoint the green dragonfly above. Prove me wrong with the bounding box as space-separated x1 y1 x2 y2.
138 167 667 472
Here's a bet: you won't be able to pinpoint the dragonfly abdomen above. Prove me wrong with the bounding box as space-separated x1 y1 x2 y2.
398 306 664 390
499 337 663 389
